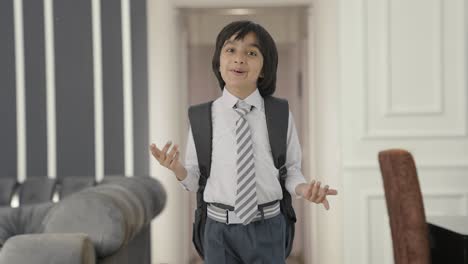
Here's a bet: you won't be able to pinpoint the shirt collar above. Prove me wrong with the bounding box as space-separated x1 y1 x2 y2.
221 87 264 111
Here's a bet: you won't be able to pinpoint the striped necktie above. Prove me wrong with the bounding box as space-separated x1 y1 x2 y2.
233 100 257 225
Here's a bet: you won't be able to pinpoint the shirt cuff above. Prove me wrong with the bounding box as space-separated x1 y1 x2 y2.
178 167 199 192
285 173 307 199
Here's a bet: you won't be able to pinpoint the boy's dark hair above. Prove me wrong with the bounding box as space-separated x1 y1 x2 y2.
212 20 278 97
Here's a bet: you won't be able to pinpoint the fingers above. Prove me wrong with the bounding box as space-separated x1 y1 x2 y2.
149 144 161 159
316 185 329 203
304 180 337 210
160 141 172 161
304 180 315 200
163 144 179 167
322 198 330 210
169 151 180 170
311 181 321 201
150 141 179 170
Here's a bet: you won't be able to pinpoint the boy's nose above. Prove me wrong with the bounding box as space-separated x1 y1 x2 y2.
234 55 246 64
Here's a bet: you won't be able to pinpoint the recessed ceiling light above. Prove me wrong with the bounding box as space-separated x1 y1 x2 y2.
225 8 256 15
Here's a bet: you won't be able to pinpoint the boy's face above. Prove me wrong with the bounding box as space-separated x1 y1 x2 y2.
219 32 264 92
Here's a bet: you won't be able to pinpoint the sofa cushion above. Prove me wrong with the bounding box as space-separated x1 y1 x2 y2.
19 177 56 205
0 179 16 207
59 176 95 198
0 207 15 247
0 202 53 247
42 191 126 257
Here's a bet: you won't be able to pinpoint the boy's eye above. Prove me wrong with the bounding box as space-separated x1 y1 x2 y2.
226 48 234 53
247 51 257 56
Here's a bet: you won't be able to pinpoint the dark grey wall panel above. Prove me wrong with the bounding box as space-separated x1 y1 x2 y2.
24 0 47 177
0 0 17 178
102 0 125 175
131 0 149 177
54 0 95 177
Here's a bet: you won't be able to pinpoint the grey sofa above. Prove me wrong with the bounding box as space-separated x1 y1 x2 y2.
0 176 166 264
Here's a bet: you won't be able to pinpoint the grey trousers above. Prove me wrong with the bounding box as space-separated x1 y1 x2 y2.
203 213 286 264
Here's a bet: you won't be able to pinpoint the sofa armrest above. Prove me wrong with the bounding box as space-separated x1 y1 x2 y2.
42 176 166 258
0 233 96 264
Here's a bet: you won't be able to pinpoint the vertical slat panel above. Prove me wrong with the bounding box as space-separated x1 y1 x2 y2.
14 0 27 182
131 0 149 177
121 0 134 177
92 0 104 181
0 0 18 178
44 0 57 179
54 0 95 177
24 0 48 177
102 0 125 176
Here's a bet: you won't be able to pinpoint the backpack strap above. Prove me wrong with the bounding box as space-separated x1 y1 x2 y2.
264 95 297 258
263 96 289 179
188 101 214 206
188 101 214 259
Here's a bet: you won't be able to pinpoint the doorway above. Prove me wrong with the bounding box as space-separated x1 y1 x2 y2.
181 7 310 263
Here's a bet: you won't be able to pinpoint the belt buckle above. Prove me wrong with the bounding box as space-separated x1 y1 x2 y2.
227 210 243 225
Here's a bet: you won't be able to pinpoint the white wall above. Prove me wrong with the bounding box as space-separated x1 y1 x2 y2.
340 0 468 263
147 1 189 263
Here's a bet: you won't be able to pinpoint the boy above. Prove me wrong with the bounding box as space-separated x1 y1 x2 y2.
150 20 337 264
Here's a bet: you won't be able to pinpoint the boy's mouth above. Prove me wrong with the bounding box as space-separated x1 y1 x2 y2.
230 69 246 74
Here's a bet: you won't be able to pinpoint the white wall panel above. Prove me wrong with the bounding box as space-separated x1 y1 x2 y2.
363 0 467 138
341 0 467 262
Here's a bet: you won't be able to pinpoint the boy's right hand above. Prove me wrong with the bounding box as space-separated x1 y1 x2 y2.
150 141 183 173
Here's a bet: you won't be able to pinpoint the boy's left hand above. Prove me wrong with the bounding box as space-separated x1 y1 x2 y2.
296 181 338 210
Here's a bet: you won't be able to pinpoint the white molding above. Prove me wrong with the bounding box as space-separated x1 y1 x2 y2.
383 217 394 264
361 192 372 264
383 0 444 116
361 129 467 139
122 0 134 177
344 161 468 170
362 190 468 263
361 0 466 139
14 0 26 183
92 0 104 182
44 0 57 179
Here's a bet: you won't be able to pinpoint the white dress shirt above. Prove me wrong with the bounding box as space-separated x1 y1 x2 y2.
180 88 307 206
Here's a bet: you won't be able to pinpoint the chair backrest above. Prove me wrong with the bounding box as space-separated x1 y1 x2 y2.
378 149 430 264
379 149 430 264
